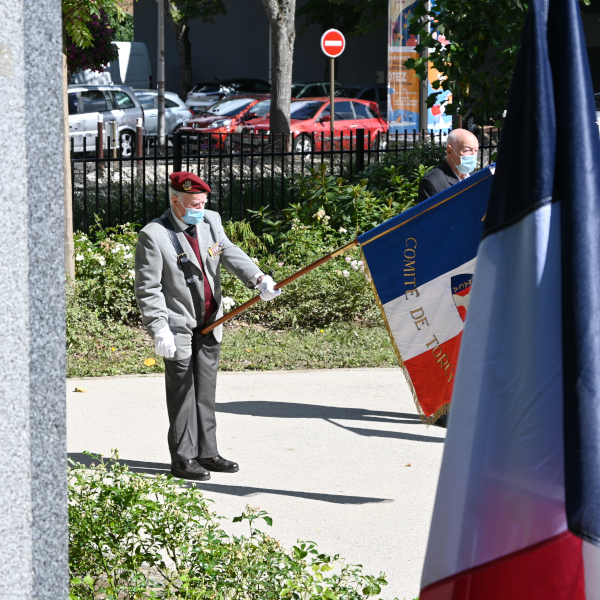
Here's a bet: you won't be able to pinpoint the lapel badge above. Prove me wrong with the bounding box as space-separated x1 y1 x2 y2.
183 179 192 191
208 241 224 259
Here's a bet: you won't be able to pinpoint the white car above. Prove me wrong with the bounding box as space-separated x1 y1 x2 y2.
68 84 144 157
132 90 193 135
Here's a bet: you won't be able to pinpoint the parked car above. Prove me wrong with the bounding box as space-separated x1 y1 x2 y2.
132 90 192 135
239 97 388 153
291 82 342 99
338 84 388 120
68 85 144 157
185 79 271 113
178 94 270 152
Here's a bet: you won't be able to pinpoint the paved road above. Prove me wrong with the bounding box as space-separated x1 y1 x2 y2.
67 368 446 600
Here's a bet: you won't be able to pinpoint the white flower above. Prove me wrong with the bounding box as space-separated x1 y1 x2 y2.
98 256 106 266
352 265 359 271
313 208 326 220
251 257 260 265
78 235 88 241
345 256 352 263
278 262 284 266
127 269 135 279
222 296 236 310
338 227 347 234
124 253 133 259
111 248 119 254
342 270 349 277
357 260 364 266
351 260 358 266
76 254 84 261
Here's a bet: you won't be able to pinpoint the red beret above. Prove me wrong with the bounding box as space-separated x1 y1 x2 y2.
169 171 211 194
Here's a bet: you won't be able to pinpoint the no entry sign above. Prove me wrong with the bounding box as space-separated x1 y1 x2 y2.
321 29 346 58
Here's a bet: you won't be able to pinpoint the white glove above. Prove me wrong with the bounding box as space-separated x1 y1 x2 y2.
154 325 176 358
255 275 281 301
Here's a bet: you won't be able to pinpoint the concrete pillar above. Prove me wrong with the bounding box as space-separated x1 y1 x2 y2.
0 0 68 598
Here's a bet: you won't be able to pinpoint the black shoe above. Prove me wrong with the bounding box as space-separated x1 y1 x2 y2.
196 455 239 473
171 458 211 481
433 414 448 428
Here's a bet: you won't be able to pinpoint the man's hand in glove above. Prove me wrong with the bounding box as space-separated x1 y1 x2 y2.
255 275 281 301
155 325 176 358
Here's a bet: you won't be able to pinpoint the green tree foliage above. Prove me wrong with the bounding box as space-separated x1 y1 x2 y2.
106 7 134 42
402 0 590 127
296 0 387 37
63 0 126 49
403 0 529 127
62 0 126 72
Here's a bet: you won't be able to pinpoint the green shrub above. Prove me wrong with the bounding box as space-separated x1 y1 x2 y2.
72 222 140 323
360 142 446 194
69 453 394 599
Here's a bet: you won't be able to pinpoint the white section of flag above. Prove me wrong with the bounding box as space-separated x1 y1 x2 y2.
421 204 567 589
324 40 343 46
382 258 475 361
584 541 600 598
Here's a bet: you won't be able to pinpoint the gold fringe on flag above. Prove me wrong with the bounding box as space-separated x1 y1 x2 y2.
361 248 450 425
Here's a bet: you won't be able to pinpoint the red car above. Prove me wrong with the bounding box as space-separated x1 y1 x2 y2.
178 94 270 151
239 97 388 152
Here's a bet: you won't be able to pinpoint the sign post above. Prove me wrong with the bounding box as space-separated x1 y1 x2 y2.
320 29 346 141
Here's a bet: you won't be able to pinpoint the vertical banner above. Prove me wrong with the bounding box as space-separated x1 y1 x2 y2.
388 0 452 133
388 0 420 133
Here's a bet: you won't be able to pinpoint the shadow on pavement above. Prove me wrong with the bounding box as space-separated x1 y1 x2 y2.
67 453 393 505
325 421 446 443
216 401 445 443
216 401 422 425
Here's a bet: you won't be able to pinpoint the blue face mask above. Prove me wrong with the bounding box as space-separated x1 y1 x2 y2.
452 151 477 174
182 207 205 225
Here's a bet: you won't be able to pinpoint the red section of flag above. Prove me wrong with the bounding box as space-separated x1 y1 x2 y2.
404 333 462 417
421 531 584 600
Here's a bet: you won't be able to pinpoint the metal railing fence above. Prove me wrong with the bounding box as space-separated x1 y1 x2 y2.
70 128 500 234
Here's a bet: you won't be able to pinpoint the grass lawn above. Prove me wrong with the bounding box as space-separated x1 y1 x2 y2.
67 321 398 378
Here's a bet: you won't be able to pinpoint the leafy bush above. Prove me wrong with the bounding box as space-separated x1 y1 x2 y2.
359 142 446 195
69 454 393 600
72 223 139 323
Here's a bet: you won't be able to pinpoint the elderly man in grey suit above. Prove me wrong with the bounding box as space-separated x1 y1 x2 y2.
135 171 280 481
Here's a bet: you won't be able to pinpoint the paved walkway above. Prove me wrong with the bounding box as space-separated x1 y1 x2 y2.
67 368 446 600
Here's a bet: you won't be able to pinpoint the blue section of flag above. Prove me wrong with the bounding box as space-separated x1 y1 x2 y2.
546 0 600 545
358 167 493 305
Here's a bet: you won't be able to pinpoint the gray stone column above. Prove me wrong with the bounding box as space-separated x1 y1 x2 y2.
0 0 68 598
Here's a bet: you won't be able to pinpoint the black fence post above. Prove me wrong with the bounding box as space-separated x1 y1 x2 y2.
173 131 183 173
355 129 365 177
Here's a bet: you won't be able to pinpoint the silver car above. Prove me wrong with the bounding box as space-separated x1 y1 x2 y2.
132 90 192 135
185 78 271 114
68 85 144 157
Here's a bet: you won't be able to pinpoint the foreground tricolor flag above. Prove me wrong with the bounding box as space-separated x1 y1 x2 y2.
359 168 493 421
420 0 600 597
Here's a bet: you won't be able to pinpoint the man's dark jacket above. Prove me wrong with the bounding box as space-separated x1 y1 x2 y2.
417 160 460 204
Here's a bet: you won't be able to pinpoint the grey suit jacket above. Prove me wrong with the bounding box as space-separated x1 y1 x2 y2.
135 208 261 358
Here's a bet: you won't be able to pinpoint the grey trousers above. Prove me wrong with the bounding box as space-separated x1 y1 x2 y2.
164 330 221 462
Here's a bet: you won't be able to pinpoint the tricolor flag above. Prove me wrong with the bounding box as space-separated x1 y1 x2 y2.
359 168 493 422
420 0 600 597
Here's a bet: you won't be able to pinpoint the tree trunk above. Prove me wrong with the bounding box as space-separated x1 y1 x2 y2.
62 26 75 281
166 4 193 100
262 0 296 135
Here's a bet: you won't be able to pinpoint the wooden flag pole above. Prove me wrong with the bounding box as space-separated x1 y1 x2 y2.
200 238 359 336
